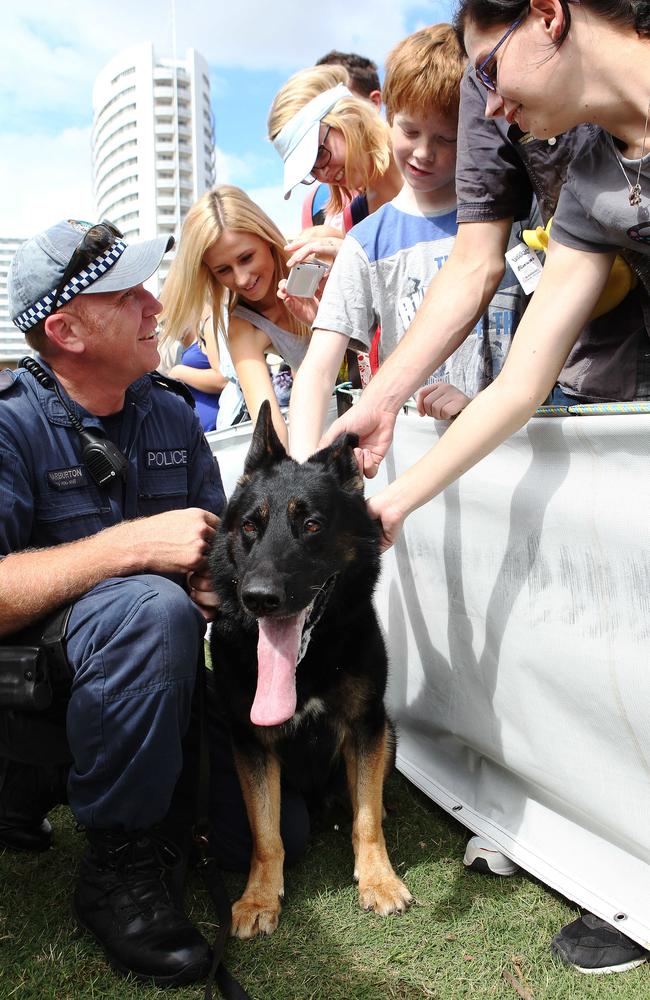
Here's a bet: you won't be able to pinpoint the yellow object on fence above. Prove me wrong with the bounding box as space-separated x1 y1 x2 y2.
522 217 636 319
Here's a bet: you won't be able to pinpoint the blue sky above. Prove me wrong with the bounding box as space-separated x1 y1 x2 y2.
0 0 455 239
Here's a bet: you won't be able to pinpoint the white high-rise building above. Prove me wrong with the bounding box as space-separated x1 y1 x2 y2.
0 237 29 366
92 43 215 292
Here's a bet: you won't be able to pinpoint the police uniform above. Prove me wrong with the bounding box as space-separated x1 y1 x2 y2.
0 360 225 831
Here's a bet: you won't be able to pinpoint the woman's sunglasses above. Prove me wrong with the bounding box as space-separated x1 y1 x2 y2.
52 221 123 310
302 125 333 186
475 16 524 92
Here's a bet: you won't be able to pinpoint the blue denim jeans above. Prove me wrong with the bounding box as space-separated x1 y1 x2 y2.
545 385 592 407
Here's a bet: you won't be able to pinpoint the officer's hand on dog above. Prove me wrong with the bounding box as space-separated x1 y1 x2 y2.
187 569 220 622
127 508 219 574
416 382 470 420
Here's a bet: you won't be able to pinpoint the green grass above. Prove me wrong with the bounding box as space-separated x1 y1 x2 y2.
1 773 646 1000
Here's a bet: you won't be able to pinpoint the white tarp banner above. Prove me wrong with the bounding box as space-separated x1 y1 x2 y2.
208 406 650 947
368 408 650 948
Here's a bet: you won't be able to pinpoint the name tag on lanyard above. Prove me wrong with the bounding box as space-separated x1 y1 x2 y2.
504 242 544 295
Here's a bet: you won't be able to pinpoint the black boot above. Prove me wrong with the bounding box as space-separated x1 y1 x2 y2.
73 829 212 986
0 758 68 852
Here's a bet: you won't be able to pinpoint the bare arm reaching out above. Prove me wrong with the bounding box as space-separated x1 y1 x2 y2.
228 318 288 447
368 242 614 549
288 328 349 462
319 219 513 475
167 362 228 394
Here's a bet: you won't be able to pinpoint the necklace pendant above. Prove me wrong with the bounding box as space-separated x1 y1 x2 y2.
629 184 642 207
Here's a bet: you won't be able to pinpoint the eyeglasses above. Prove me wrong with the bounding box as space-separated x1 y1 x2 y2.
52 220 123 311
475 16 524 92
301 125 333 186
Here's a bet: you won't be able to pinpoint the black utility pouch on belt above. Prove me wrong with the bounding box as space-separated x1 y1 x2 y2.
0 606 74 712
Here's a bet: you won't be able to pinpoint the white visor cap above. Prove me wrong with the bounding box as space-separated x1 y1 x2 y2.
272 83 352 200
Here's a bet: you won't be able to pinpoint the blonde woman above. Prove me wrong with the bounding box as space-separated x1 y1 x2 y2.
160 185 311 445
268 65 403 266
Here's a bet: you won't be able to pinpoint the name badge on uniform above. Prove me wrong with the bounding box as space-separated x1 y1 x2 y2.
47 465 90 490
146 449 188 469
504 242 544 295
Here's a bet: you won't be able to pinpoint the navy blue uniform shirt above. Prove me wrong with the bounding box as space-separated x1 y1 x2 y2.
0 361 225 555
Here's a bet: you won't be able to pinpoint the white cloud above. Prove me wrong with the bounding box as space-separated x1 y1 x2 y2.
1 0 432 117
247 186 303 240
214 147 254 185
211 147 303 238
0 0 454 238
0 129 95 237
1 11 103 121
0 126 296 243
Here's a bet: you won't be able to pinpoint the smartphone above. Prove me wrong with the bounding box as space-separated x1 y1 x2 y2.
285 259 329 298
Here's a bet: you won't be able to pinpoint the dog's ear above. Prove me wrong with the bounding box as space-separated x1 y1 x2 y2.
308 432 363 494
243 400 286 476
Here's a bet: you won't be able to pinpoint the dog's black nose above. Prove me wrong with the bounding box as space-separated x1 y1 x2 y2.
242 584 283 616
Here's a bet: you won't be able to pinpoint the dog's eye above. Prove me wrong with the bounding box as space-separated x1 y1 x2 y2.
241 520 257 536
304 518 321 534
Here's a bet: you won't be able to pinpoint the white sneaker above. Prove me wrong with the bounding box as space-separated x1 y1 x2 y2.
463 835 519 876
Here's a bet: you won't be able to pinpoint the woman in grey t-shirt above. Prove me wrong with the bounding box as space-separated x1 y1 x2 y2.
360 0 650 537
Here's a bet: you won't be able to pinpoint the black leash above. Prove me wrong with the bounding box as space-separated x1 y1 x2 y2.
196 848 252 1000
193 648 254 1000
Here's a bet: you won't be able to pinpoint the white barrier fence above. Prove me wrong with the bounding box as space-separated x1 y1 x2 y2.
208 406 650 947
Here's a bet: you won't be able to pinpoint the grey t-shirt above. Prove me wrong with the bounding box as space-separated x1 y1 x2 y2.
456 67 594 228
231 303 310 371
552 129 650 255
454 68 649 401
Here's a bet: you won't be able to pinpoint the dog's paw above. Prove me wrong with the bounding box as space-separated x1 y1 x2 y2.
358 872 414 916
231 894 282 938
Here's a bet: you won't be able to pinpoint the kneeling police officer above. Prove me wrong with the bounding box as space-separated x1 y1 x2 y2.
0 219 225 985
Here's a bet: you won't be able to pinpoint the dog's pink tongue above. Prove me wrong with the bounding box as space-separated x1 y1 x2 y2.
251 611 307 726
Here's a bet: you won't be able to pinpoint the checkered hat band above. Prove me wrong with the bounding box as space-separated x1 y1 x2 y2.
13 241 128 332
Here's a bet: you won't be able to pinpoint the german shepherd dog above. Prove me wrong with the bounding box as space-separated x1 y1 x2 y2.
209 402 412 938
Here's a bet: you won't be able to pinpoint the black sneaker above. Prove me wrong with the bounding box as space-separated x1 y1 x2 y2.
551 913 648 974
73 830 211 986
0 759 68 852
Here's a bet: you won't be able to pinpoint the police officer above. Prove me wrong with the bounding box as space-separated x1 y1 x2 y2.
0 219 226 985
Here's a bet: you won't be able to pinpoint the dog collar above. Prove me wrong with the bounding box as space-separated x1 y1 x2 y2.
296 573 338 667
